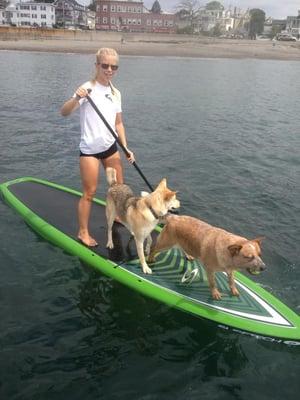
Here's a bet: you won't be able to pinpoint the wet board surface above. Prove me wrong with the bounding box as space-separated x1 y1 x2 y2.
1 177 300 341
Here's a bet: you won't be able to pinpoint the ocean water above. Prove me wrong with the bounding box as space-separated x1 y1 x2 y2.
0 51 299 399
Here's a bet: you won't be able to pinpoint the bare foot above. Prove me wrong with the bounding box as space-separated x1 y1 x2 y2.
78 233 98 247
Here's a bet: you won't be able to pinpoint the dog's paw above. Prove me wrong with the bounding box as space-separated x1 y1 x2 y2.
231 287 240 297
212 288 222 300
106 240 114 249
185 252 194 261
142 264 152 274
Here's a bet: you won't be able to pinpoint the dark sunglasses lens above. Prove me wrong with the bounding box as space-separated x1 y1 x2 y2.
100 63 118 71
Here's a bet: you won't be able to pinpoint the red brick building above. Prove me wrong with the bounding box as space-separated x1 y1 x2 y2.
95 0 177 33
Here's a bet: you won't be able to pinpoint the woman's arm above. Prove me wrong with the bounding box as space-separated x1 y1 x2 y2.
60 86 88 116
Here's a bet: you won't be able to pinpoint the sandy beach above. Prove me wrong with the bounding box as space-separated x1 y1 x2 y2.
1 33 300 60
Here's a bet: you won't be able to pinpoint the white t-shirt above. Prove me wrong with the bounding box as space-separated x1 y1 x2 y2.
76 81 122 154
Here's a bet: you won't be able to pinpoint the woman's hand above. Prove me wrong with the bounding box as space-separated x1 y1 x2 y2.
125 148 135 164
75 86 89 99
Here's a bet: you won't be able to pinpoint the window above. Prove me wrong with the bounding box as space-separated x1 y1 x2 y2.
103 5 107 12
31 5 37 10
103 17 107 23
32 14 37 18
40 6 46 11
111 5 115 12
111 17 115 24
41 14 47 19
146 19 151 26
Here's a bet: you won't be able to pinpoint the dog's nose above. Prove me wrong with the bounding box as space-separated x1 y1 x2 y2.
259 262 266 271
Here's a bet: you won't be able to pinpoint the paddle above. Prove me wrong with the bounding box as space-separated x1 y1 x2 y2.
86 89 154 192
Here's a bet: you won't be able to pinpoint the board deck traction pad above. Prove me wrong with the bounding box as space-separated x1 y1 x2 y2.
1 177 300 341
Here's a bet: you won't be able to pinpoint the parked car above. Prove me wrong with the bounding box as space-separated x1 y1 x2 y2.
257 34 271 40
276 33 297 41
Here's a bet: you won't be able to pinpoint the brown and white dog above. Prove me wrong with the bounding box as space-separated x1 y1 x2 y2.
105 167 180 274
148 215 266 299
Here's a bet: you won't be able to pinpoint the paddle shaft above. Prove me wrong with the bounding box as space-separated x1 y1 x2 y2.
86 91 154 192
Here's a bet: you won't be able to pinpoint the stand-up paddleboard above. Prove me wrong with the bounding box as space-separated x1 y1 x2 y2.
1 177 300 341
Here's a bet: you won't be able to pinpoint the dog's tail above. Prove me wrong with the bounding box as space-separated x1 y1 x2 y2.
106 167 117 186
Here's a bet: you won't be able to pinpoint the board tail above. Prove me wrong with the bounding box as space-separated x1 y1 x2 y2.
106 167 117 186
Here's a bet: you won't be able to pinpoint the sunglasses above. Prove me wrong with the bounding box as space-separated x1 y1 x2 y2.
99 63 119 71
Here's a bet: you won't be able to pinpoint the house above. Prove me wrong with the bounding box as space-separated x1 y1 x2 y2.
286 10 300 38
95 0 177 33
53 0 93 29
3 2 55 27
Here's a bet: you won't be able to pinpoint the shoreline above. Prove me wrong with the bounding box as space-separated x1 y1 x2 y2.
1 37 300 61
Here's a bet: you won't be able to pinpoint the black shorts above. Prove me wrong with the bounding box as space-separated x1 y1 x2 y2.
80 141 118 160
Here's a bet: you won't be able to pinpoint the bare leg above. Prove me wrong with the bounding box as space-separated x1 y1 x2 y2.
102 151 124 223
78 156 100 246
102 151 123 183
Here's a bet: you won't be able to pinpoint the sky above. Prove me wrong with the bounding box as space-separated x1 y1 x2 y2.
80 1 300 19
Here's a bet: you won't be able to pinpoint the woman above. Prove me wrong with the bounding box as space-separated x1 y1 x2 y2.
61 48 134 247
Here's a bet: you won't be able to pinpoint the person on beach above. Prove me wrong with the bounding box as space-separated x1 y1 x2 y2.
60 47 134 247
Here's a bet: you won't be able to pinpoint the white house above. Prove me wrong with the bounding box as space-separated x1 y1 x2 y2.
4 2 55 28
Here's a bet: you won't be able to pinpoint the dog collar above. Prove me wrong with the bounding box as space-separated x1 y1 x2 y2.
148 205 160 220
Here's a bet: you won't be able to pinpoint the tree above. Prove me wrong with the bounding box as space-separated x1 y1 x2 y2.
205 1 224 10
151 0 161 14
249 8 265 39
88 1 96 12
176 0 201 33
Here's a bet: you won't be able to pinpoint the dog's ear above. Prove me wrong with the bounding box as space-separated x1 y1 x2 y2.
252 237 265 247
164 190 176 201
228 244 243 257
157 178 167 189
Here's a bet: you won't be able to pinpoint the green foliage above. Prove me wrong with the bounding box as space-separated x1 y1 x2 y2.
176 25 194 34
88 1 96 12
249 8 266 39
151 0 162 14
211 23 222 36
176 0 200 33
205 1 224 10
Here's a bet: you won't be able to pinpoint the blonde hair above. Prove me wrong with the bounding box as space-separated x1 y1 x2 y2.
96 47 119 64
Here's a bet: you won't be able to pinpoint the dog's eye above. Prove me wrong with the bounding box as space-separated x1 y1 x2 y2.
245 255 254 261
